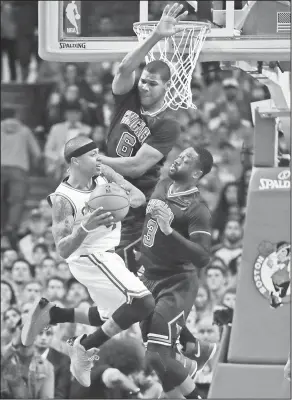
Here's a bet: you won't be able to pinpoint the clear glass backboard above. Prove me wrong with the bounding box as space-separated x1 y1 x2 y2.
39 1 291 62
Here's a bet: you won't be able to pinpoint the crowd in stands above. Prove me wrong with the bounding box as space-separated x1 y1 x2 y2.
1 1 290 399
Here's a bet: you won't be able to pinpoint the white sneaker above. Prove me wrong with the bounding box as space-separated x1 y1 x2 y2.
67 335 99 387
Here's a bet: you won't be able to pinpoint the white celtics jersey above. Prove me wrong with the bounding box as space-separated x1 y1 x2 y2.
49 175 121 262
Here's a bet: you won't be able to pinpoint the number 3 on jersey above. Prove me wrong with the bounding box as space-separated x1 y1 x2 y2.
116 132 136 157
143 219 158 247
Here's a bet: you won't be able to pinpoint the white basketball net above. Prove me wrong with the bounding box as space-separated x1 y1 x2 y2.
133 21 211 110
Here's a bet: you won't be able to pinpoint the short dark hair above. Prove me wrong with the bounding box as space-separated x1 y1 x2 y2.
47 276 64 287
194 147 213 179
99 337 145 375
143 60 171 82
33 243 49 254
41 256 57 266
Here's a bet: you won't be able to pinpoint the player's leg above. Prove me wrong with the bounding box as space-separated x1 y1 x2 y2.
143 272 201 398
22 252 153 344
77 252 154 348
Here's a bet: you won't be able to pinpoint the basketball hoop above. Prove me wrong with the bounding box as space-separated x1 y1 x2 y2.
133 21 211 110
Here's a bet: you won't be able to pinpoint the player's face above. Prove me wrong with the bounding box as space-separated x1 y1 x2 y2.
138 70 168 108
169 147 200 181
76 148 101 177
224 220 242 243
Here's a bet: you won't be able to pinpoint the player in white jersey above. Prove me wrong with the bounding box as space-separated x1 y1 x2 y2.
21 135 155 388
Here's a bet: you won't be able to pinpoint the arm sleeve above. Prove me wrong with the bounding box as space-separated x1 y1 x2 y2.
188 202 212 237
145 118 181 157
113 84 138 107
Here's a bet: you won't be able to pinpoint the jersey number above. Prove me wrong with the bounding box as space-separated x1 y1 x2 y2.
116 132 136 157
143 219 158 248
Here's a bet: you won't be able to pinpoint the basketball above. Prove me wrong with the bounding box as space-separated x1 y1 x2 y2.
75 13 80 20
87 183 130 222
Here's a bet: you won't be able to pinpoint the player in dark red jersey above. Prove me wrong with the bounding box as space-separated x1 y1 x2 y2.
139 146 215 398
99 3 187 273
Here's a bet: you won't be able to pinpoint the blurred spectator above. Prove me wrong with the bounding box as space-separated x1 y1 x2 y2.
228 253 242 287
22 280 43 303
194 316 220 399
71 336 162 399
1 118 42 247
10 258 33 298
205 264 228 308
186 305 198 336
237 167 252 211
39 198 53 226
32 243 50 268
19 209 48 264
1 327 55 399
194 284 213 322
44 104 91 181
212 219 243 267
47 84 92 127
221 287 237 310
212 182 243 239
36 256 58 284
1 248 18 280
1 306 21 348
91 124 107 153
217 141 242 184
56 260 74 281
34 327 72 399
1 0 17 81
65 278 90 307
1 279 17 315
46 276 66 301
12 1 38 82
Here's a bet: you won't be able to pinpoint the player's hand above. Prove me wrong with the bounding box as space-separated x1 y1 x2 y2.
154 3 188 39
284 356 291 381
151 206 173 236
82 207 114 231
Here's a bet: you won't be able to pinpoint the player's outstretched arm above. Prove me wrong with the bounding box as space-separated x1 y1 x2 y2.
101 164 146 208
52 195 113 259
112 3 187 95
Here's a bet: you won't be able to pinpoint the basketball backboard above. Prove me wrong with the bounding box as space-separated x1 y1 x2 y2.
39 1 291 62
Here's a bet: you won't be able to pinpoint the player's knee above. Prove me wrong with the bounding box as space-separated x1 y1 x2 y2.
134 294 155 319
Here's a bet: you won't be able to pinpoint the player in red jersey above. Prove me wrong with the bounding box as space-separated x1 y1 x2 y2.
99 3 187 273
139 146 216 398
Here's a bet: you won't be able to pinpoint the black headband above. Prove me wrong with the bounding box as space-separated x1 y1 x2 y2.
65 142 97 163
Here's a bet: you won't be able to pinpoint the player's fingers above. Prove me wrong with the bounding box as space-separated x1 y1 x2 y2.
176 10 188 23
167 3 179 17
162 4 170 16
91 206 104 215
95 212 113 221
172 3 184 18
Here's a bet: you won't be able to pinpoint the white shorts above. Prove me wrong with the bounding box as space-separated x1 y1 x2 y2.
68 251 150 320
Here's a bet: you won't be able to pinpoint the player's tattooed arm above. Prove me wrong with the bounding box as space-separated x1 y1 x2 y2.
101 164 146 208
52 195 88 259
